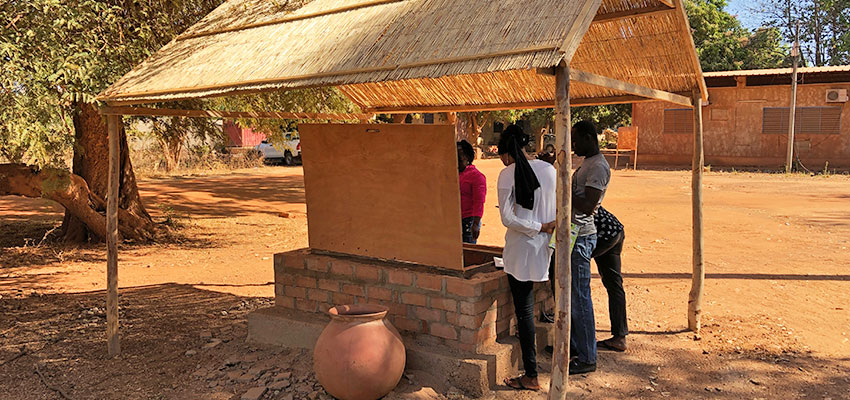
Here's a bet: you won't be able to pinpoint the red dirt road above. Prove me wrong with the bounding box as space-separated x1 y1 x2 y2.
1 161 849 399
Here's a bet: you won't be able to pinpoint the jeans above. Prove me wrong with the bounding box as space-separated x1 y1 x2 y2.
507 274 537 378
461 217 480 244
571 234 597 364
592 232 628 337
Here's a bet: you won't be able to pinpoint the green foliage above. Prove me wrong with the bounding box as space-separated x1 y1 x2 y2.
1 0 226 166
686 0 789 71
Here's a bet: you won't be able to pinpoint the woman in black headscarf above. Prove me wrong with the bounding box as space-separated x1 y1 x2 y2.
496 124 557 391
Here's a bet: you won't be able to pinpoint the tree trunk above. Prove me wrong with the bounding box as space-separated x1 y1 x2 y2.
1 164 156 241
61 102 153 243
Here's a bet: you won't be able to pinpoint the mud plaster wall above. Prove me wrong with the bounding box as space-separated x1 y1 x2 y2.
632 83 850 168
299 123 464 270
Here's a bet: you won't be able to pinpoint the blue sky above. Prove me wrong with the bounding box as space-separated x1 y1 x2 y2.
726 0 764 29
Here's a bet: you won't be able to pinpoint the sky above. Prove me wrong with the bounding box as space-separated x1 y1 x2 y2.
725 0 766 30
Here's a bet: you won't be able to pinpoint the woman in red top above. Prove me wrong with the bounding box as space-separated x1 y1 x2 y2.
457 140 486 243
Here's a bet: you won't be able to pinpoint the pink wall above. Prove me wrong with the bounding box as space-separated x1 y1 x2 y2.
632 82 850 169
223 120 267 147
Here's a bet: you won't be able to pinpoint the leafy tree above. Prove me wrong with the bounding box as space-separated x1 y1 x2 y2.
686 0 789 71
748 0 850 66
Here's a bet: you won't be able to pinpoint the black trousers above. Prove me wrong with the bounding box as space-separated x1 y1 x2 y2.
548 231 628 338
592 232 628 337
507 274 537 378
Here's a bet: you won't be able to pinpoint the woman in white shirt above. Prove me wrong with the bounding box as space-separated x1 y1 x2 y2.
497 125 556 391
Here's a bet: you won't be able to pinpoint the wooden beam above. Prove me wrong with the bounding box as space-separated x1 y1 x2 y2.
673 0 709 101
549 59 572 400
687 90 704 332
657 0 675 8
99 106 374 121
570 68 693 107
106 115 121 357
559 0 603 60
592 4 676 24
370 94 680 114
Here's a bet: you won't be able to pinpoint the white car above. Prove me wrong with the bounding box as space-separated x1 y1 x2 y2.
255 132 301 165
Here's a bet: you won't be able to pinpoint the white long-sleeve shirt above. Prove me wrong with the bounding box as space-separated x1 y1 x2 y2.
497 160 557 282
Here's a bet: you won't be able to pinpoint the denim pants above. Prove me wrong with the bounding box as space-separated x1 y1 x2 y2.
571 234 598 364
507 274 537 378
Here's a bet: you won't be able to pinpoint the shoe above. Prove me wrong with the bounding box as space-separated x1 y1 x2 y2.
568 359 596 375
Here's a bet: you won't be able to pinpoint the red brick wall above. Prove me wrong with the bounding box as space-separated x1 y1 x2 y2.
274 249 550 352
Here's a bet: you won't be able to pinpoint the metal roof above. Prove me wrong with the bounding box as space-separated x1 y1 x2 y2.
704 65 850 77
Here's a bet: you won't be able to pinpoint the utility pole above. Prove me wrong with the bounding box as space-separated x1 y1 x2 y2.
785 22 800 173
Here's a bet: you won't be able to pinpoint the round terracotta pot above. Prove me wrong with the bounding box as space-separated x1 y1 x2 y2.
313 304 406 400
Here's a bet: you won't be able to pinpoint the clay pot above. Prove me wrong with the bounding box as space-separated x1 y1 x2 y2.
313 304 406 400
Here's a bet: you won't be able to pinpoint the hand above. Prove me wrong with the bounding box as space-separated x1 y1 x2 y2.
540 221 556 234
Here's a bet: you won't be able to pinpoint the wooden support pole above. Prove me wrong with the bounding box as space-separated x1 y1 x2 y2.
549 60 572 400
106 114 121 356
786 24 800 174
687 91 704 332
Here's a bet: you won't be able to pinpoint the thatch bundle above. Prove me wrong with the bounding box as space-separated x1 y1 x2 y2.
98 0 705 109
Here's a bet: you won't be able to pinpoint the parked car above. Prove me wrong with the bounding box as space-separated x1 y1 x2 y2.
254 132 301 165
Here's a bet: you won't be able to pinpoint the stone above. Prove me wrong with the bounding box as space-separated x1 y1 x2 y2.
226 371 243 381
273 372 292 381
269 379 291 390
241 386 267 400
203 338 223 349
200 330 213 339
185 350 197 356
236 372 256 383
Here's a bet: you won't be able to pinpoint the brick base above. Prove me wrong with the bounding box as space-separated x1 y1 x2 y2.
274 249 550 352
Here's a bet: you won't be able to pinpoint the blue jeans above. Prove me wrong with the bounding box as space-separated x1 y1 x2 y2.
461 217 480 244
571 234 598 364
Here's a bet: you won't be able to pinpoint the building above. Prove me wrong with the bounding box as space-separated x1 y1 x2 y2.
633 66 850 169
223 120 267 148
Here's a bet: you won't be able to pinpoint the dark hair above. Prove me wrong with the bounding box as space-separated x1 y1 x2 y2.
457 140 475 162
497 124 540 210
498 124 530 154
573 120 598 144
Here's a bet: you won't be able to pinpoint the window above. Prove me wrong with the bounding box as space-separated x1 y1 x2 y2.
663 109 694 134
762 107 841 134
423 113 435 124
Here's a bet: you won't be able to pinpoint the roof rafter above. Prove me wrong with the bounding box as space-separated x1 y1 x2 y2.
99 106 374 121
591 4 676 24
569 68 693 107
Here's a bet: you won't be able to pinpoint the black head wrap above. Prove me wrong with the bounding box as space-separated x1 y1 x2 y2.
498 125 540 210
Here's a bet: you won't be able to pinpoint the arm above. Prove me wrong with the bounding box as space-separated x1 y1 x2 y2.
497 188 543 238
573 186 603 216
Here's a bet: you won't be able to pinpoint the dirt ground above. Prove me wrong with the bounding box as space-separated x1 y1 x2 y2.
1 160 849 399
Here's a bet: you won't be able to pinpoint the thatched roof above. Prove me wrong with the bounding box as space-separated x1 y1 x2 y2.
97 0 706 109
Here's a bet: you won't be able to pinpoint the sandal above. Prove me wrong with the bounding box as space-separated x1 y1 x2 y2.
504 376 540 391
598 338 626 352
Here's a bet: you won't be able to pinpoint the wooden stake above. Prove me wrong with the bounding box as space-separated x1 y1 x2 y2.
786 23 800 174
549 60 572 400
687 91 704 332
106 114 121 356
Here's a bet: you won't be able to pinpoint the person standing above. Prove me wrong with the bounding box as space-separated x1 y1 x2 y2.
592 206 629 352
568 120 610 375
496 125 556 391
457 140 486 244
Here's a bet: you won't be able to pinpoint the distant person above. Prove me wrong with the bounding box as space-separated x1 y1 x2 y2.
537 143 556 165
592 206 628 352
457 140 486 244
496 125 556 391
567 120 610 375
